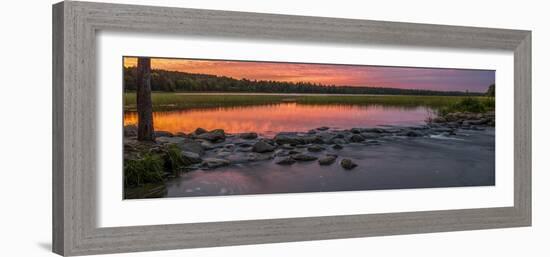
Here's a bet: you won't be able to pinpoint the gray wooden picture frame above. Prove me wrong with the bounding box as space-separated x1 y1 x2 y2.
52 1 531 256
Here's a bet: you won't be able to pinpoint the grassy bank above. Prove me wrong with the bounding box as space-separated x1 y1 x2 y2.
124 92 495 112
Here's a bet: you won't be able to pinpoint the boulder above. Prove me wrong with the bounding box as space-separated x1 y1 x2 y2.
303 135 324 144
180 151 202 165
332 144 343 150
252 140 276 153
350 128 363 134
197 140 215 150
291 153 318 161
193 127 208 135
247 152 274 162
340 159 358 170
201 158 230 169
156 137 205 156
402 130 424 137
348 134 365 142
360 132 380 139
332 132 346 139
318 155 337 165
275 157 296 165
274 133 304 145
316 132 337 144
307 145 325 152
316 126 330 131
196 129 225 142
179 141 205 155
239 132 258 140
362 128 386 133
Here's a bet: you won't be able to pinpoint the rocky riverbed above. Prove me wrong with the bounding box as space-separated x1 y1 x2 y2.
124 111 495 199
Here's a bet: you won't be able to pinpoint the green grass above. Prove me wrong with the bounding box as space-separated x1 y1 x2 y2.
124 92 495 112
124 153 164 187
437 97 495 115
163 144 188 175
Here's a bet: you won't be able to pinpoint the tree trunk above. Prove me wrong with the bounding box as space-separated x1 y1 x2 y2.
136 57 154 141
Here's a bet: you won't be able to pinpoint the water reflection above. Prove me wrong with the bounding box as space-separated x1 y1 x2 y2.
124 103 433 136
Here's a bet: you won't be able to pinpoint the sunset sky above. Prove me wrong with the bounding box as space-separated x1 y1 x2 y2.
124 57 495 92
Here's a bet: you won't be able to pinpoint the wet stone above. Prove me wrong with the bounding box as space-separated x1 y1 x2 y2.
318 154 338 165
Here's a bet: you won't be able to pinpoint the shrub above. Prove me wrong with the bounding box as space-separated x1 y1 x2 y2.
124 154 164 187
438 97 494 116
163 144 187 174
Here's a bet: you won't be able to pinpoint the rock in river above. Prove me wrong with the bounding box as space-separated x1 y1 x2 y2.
179 140 205 155
180 151 202 165
332 144 343 150
350 128 363 134
201 158 230 169
252 140 276 153
399 130 424 137
360 132 380 139
307 145 325 152
348 134 365 142
340 158 358 170
275 157 296 165
274 133 304 145
156 137 205 156
196 129 226 142
291 153 318 161
193 127 208 135
239 132 258 139
247 152 274 162
318 154 337 165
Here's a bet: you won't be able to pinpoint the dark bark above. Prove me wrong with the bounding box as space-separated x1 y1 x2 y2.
136 57 154 141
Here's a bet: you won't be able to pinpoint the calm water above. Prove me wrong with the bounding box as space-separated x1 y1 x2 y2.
124 103 433 136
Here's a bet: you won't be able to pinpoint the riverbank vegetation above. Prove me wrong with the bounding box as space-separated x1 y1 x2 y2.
124 92 495 112
436 97 495 115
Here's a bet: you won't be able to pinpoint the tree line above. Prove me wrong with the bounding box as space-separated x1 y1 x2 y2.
124 67 490 96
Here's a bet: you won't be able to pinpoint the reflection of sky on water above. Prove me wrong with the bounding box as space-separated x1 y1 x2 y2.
124 103 432 136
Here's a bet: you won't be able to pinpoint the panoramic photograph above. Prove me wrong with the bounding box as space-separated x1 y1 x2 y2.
122 56 496 199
